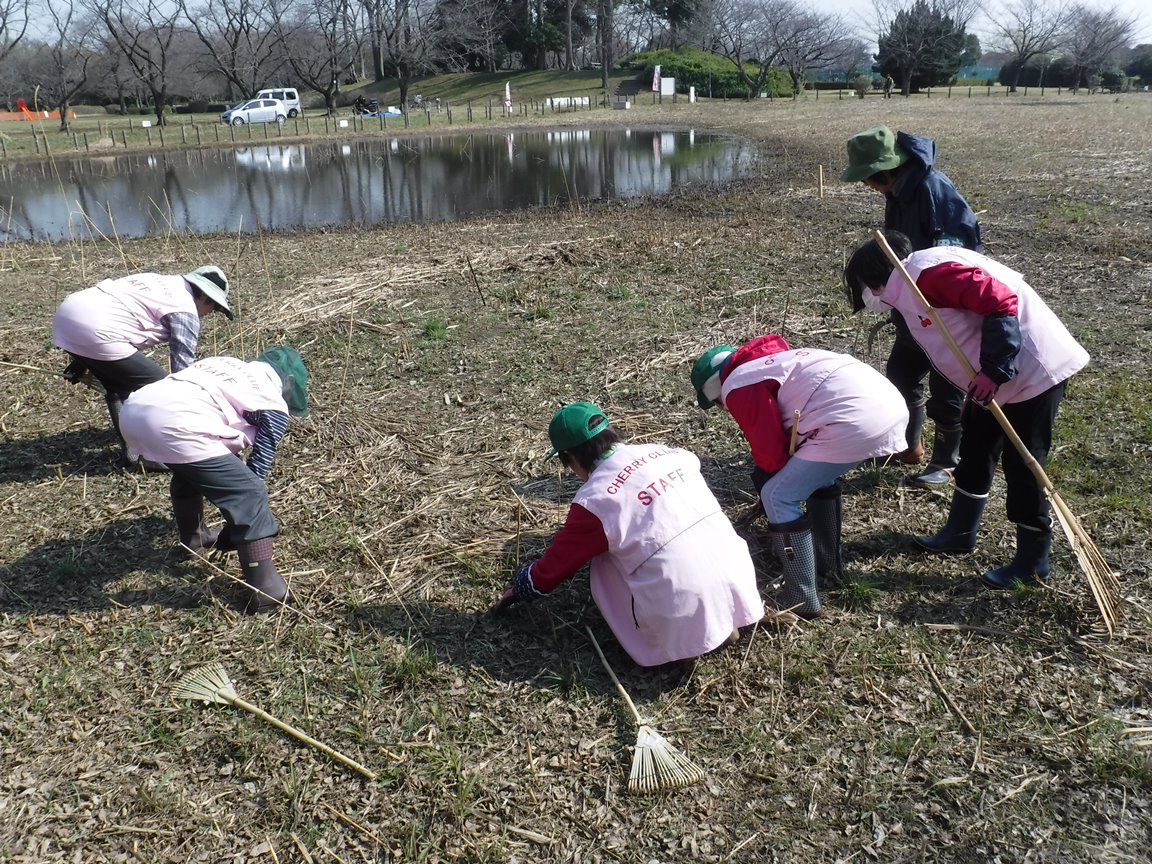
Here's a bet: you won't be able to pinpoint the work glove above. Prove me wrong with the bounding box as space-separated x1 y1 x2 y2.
489 560 539 614
967 371 999 407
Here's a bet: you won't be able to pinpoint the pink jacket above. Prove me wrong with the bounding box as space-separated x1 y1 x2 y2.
720 336 908 471
886 248 1089 403
53 274 196 361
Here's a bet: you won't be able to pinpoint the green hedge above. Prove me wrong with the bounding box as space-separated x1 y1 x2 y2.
623 48 791 99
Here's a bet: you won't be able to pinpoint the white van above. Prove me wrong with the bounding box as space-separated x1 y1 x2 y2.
255 88 301 118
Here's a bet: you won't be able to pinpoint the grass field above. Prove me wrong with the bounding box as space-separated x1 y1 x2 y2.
1 91 1151 863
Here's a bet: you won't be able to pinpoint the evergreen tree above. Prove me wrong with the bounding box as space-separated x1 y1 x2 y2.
875 0 966 93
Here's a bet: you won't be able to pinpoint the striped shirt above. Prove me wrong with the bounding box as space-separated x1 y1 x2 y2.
243 409 290 479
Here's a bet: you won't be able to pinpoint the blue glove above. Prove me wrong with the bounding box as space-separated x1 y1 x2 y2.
511 560 542 602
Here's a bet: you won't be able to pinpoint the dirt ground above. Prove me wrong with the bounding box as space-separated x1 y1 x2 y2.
1 94 1151 864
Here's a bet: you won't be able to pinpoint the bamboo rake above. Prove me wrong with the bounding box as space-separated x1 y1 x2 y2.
171 664 377 780
585 627 705 794
789 409 801 456
872 230 1120 635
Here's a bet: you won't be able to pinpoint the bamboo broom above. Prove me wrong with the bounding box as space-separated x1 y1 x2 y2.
171 664 377 780
585 627 704 794
871 230 1120 635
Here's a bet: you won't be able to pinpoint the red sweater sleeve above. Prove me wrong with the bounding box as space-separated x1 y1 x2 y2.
723 379 790 472
530 503 609 593
917 261 1019 316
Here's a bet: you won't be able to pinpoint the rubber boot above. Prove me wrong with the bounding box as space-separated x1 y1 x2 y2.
171 493 220 556
914 488 988 554
894 403 926 465
236 537 291 613
769 518 822 619
806 483 843 584
981 524 1052 589
907 426 962 489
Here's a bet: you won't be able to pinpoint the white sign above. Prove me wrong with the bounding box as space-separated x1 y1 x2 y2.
653 65 661 92
141 120 152 128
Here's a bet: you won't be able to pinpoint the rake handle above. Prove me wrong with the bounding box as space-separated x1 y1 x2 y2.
585 626 644 727
789 410 800 456
224 693 378 780
872 230 1057 498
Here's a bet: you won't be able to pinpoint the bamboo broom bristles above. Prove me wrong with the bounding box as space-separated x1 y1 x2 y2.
585 627 705 794
871 230 1120 635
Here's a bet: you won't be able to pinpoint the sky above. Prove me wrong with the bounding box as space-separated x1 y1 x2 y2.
805 0 1151 51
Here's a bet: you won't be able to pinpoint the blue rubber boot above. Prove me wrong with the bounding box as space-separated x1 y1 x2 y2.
914 488 988 554
982 524 1051 589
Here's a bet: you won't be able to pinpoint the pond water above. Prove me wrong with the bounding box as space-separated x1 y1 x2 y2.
0 129 754 242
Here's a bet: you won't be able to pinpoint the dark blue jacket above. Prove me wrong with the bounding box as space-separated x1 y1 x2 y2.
887 132 983 253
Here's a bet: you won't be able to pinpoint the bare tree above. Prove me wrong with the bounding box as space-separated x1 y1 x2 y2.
771 11 854 94
357 0 441 108
0 0 29 68
271 0 359 115
92 0 187 125
29 0 95 130
598 0 612 90
1063 2 1136 91
711 0 796 99
181 0 286 101
433 0 512 73
984 0 1070 92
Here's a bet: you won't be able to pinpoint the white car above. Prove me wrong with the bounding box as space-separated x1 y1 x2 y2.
220 98 287 126
255 88 302 118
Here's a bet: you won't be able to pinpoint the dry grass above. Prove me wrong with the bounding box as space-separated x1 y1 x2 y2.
2 93 1151 863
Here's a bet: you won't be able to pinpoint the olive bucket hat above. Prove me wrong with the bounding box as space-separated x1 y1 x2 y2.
840 126 909 183
184 265 234 320
257 346 309 417
546 402 609 459
691 346 736 409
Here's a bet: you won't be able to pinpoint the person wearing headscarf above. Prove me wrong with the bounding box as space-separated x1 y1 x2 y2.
843 231 1089 588
842 126 982 489
119 346 308 612
692 336 908 618
53 266 233 467
493 403 764 666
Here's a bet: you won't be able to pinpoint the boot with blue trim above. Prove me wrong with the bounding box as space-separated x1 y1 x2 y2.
914 487 988 555
981 524 1052 589
907 425 961 489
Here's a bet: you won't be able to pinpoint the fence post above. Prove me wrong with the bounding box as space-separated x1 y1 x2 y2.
306 117 311 134
121 130 128 147
214 125 220 143
43 134 51 157
987 85 992 96
426 108 431 125
83 133 89 152
195 126 202 146
146 126 152 146
181 125 187 144
1 138 6 158
447 105 452 124
229 124 234 143
467 100 472 122
947 86 951 98
72 133 78 150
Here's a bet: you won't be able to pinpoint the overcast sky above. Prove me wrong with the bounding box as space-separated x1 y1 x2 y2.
807 0 1151 49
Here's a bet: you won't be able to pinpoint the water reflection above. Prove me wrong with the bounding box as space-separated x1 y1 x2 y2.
0 129 753 241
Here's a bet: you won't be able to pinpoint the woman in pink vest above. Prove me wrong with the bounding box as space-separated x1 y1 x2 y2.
843 231 1090 588
119 347 307 613
52 267 233 467
692 336 908 618
493 403 764 666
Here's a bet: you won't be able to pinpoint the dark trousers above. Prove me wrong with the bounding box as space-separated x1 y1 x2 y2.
68 351 167 401
953 380 1068 530
169 454 278 543
886 312 965 427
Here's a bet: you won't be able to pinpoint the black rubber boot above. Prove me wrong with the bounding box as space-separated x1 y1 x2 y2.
907 426 962 489
806 483 843 584
914 488 988 554
171 493 220 556
236 537 291 613
769 518 822 619
895 403 927 465
982 524 1052 589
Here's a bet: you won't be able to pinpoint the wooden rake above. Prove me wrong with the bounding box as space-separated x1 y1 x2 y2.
585 627 704 794
171 663 377 780
872 230 1121 635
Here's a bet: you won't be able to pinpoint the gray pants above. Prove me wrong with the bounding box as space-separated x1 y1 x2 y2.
66 350 167 401
169 454 278 544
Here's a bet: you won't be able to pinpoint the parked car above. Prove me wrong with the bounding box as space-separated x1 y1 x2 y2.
220 98 287 126
255 88 302 118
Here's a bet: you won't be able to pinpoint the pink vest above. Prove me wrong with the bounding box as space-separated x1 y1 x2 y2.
53 274 196 361
721 348 907 463
574 444 763 666
120 357 287 465
890 249 1090 403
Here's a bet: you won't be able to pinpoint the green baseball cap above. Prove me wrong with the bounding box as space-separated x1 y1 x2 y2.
546 402 609 459
257 346 309 417
691 346 735 409
840 126 909 183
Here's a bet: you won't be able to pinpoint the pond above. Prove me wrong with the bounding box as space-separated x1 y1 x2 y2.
0 129 755 242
